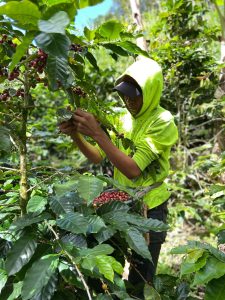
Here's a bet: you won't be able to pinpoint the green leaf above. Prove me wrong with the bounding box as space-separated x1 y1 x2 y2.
205 275 225 300
31 272 58 300
21 255 59 300
79 0 104 9
35 33 70 58
46 54 70 90
61 233 87 248
102 43 129 56
79 244 114 257
49 192 77 215
53 176 80 196
106 256 123 275
42 0 74 7
95 255 114 282
85 51 99 71
10 32 35 72
125 228 152 261
84 27 95 41
10 212 51 231
0 0 41 27
117 41 149 57
144 284 161 300
38 11 70 34
0 269 7 294
97 200 130 215
180 251 208 276
7 281 23 300
86 215 106 233
56 212 88 234
193 256 225 286
0 126 12 154
98 20 123 40
77 175 104 205
5 233 37 275
94 227 116 243
27 195 48 213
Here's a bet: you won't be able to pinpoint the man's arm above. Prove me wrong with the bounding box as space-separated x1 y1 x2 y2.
71 132 102 164
74 109 141 179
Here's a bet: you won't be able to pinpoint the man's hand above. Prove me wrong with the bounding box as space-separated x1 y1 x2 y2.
58 118 77 137
73 108 103 139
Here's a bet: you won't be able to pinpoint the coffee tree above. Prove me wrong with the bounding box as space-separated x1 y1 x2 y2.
0 1 170 299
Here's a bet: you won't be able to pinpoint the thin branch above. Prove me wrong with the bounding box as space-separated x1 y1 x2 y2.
26 172 63 192
0 166 20 172
46 222 93 300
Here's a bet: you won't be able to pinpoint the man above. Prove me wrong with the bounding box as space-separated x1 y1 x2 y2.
59 56 178 292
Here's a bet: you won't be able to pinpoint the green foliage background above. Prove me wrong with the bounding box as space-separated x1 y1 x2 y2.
0 0 225 299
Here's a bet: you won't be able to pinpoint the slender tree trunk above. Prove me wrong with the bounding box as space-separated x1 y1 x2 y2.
212 0 225 155
129 0 148 51
19 75 30 215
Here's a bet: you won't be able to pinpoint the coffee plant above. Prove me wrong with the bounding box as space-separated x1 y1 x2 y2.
0 0 169 299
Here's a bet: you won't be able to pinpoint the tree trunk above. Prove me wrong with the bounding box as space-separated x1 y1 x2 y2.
129 0 148 51
212 0 225 155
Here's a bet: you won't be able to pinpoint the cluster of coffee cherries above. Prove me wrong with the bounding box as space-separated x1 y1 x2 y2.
0 66 20 81
0 88 25 101
8 68 20 81
28 49 48 74
93 190 130 206
0 34 17 48
72 86 87 98
70 43 83 52
0 89 10 101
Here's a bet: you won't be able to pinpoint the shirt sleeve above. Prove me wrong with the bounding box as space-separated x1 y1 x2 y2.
132 113 178 171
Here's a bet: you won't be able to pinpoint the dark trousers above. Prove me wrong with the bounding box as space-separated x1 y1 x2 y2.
128 201 168 287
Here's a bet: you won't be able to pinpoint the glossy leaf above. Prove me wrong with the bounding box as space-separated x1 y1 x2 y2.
7 281 23 300
180 251 208 276
27 195 48 213
53 176 80 196
5 233 37 275
77 175 104 205
10 32 35 72
95 255 115 282
0 0 41 27
78 244 114 257
0 269 7 293
49 193 76 215
38 11 70 34
86 215 106 233
125 228 152 261
205 275 225 300
79 0 104 9
94 227 116 243
144 284 161 300
21 255 59 300
56 212 88 234
117 41 149 57
99 20 123 40
46 54 70 90
97 200 130 215
193 256 225 286
0 126 12 153
35 33 70 58
60 233 87 248
31 272 58 300
10 212 51 231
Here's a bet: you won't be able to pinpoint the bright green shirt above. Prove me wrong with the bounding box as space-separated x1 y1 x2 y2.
98 57 178 209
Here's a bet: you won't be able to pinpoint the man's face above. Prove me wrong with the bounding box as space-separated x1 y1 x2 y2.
122 94 143 116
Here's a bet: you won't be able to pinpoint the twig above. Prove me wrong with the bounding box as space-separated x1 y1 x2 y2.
26 172 63 193
0 166 20 172
46 222 93 300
